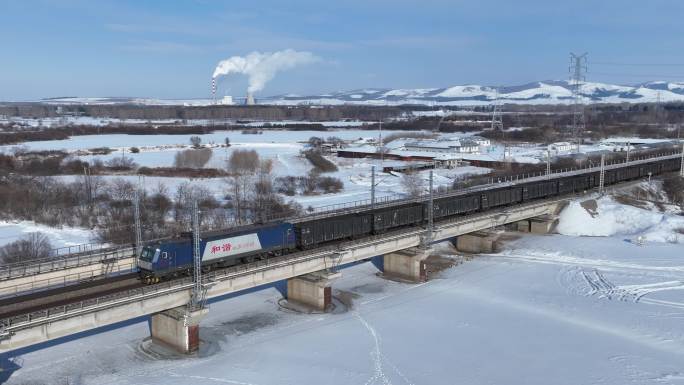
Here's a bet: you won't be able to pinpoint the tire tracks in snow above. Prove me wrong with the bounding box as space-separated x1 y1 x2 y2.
490 251 684 310
579 268 684 310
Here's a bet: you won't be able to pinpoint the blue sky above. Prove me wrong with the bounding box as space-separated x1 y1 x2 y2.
1 0 683 100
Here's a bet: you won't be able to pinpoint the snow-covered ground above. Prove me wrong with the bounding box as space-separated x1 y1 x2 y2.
0 115 367 129
0 129 386 153
4 193 684 384
0 128 492 209
0 221 95 249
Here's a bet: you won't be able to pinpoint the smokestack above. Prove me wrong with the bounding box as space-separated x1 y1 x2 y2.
246 93 255 106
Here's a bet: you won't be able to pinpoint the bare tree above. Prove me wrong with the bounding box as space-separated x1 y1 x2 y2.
225 150 261 223
303 169 320 194
402 171 425 198
105 156 137 170
275 176 298 196
173 182 218 230
108 178 136 202
227 149 260 174
173 148 213 168
0 232 53 264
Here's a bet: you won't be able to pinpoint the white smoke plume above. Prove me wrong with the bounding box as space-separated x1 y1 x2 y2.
212 49 319 94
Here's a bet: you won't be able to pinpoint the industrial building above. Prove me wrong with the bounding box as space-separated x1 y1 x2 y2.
404 139 481 154
336 146 461 169
547 142 574 154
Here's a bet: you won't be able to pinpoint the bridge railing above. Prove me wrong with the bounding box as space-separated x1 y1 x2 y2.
0 247 136 281
0 197 571 331
0 260 138 299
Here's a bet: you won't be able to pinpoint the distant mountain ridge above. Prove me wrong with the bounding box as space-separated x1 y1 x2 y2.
39 80 684 106
267 80 684 106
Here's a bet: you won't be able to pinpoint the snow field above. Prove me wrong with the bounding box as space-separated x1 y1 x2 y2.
0 220 94 249
4 194 684 384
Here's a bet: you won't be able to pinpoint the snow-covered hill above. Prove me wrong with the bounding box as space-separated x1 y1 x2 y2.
269 80 684 106
39 80 684 106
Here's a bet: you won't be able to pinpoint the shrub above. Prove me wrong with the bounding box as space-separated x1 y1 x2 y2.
105 156 137 170
174 148 213 168
317 176 343 193
190 136 202 148
303 150 338 173
89 147 113 155
227 149 260 174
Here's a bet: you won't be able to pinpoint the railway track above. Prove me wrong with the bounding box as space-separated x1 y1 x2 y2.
0 273 143 320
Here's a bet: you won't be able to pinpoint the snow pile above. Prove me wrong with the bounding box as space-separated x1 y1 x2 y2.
556 196 684 242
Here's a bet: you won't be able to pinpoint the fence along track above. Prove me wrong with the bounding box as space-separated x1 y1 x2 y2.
0 247 135 281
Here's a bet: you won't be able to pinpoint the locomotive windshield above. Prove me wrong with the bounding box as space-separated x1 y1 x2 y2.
140 247 158 262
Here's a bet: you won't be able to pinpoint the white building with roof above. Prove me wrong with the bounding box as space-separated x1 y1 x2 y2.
547 142 573 154
469 136 491 147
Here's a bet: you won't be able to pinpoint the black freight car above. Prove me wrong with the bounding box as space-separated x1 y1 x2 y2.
481 187 523 210
291 155 679 251
433 194 480 220
295 213 372 248
522 180 558 201
373 203 424 233
558 175 591 194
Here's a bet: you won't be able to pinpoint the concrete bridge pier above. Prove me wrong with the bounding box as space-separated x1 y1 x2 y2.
515 220 531 233
455 231 500 254
286 270 341 311
383 248 429 282
150 306 208 354
528 215 558 234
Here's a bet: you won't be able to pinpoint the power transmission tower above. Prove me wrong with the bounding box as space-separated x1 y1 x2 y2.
133 188 142 259
490 87 510 161
378 118 384 165
83 166 92 204
569 52 588 153
680 143 684 178
422 170 434 249
599 153 606 194
370 166 376 210
190 200 206 311
491 87 503 131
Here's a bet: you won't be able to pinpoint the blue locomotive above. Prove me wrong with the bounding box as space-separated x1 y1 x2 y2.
138 222 296 283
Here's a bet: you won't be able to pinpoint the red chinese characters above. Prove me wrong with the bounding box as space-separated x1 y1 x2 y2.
210 243 232 254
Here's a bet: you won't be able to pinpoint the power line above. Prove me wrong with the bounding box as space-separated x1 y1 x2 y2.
592 61 684 67
589 71 684 79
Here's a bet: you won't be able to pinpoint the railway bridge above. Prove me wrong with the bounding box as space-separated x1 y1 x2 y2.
0 148 682 355
0 198 563 354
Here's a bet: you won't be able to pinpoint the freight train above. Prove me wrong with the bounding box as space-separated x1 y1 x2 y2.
138 155 681 283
